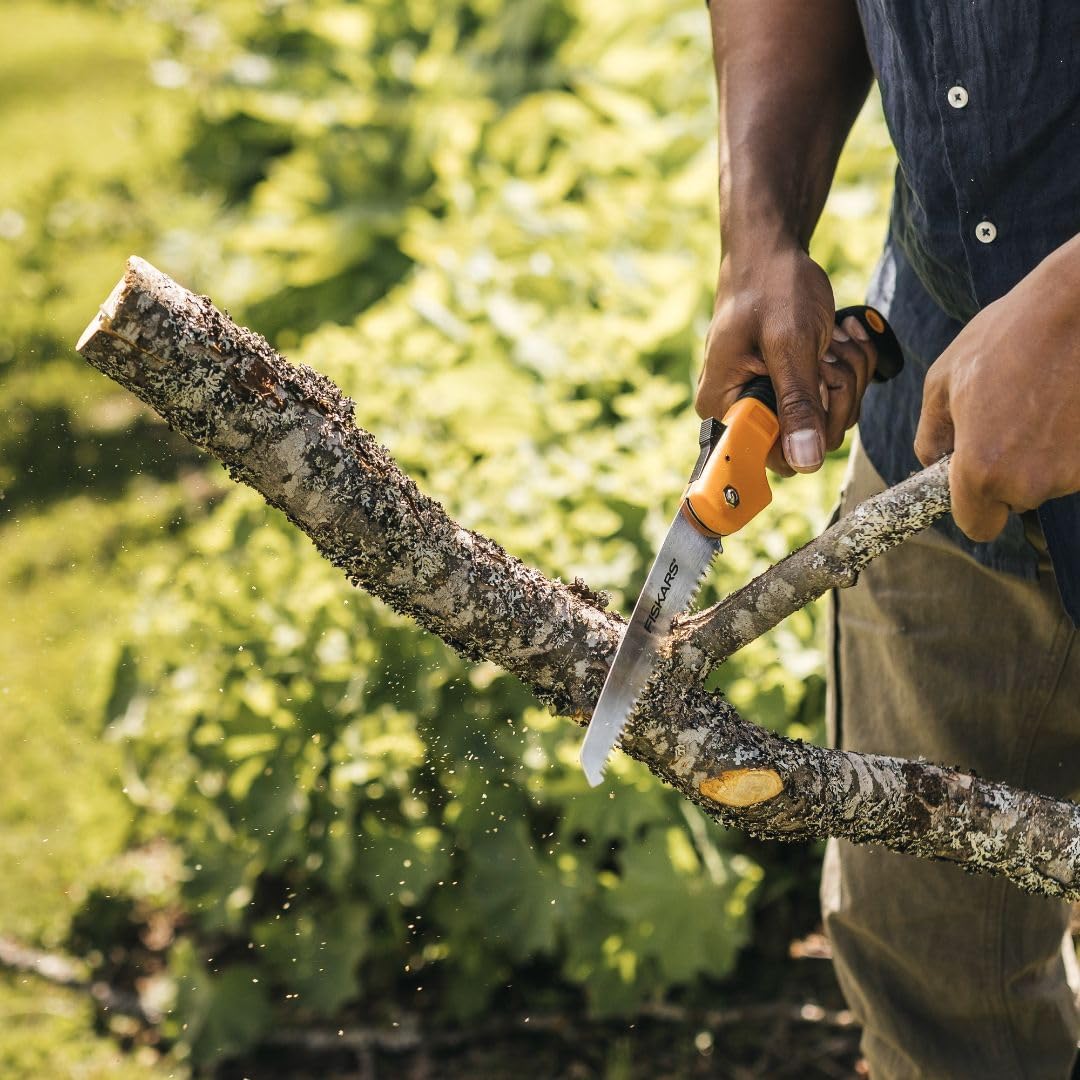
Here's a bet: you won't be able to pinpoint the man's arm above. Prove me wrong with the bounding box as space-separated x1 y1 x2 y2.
915 232 1080 540
698 1 876 474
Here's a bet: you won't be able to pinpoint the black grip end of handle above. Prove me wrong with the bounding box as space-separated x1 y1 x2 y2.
734 374 777 413
835 305 904 383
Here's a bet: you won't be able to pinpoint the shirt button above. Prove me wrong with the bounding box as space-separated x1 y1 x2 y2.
976 220 997 244
947 85 969 109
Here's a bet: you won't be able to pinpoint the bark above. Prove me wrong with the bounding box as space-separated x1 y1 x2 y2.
77 257 1080 901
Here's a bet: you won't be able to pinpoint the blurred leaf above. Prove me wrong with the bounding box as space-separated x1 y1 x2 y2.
254 902 369 1015
170 940 273 1065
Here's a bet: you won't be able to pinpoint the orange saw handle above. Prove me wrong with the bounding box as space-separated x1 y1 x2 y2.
682 305 903 538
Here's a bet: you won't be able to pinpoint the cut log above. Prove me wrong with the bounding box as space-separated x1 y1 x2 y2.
76 257 1080 901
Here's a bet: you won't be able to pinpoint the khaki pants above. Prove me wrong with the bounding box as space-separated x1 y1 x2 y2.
822 440 1080 1079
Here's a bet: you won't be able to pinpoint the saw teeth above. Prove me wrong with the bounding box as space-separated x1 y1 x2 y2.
579 513 721 786
686 547 723 614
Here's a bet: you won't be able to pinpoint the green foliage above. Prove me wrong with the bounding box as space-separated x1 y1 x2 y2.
0 483 194 1078
169 942 274 1065
151 0 582 342
0 974 170 1080
105 486 770 1061
94 0 893 1068
1 0 896 1071
0 0 211 512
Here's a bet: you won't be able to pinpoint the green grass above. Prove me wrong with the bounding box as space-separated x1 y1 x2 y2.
0 974 178 1080
0 491 188 1078
0 2 177 206
2 497 144 943
0 0 186 941
0 0 192 385
0 4 191 1073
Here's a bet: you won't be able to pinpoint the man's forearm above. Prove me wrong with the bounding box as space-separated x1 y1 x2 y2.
711 0 872 254
699 1 876 472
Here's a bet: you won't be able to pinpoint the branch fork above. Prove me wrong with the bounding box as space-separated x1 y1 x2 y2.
77 257 1080 901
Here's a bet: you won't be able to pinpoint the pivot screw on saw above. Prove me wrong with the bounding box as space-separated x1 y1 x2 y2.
578 304 905 787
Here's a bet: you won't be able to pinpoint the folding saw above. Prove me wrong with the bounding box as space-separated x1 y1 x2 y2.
579 306 904 786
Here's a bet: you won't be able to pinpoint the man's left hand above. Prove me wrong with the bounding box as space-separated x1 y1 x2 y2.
914 236 1080 541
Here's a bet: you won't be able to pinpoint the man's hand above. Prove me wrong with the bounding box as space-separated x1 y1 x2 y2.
703 0 873 473
696 242 879 475
915 235 1080 540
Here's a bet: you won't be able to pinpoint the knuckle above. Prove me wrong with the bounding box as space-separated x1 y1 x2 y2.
913 423 939 464
711 292 757 335
853 339 877 377
776 385 822 427
962 519 998 544
694 386 717 420
706 309 757 364
965 446 1009 496
694 375 720 419
827 360 856 394
921 363 947 402
954 442 1010 501
1003 462 1047 511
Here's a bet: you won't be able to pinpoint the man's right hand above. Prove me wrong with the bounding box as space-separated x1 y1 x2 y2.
695 242 879 476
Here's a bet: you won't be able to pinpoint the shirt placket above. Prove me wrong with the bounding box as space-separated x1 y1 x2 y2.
929 8 1003 310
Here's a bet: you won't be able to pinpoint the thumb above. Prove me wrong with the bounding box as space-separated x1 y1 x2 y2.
762 335 828 473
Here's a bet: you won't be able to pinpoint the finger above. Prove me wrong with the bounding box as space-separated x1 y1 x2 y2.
760 329 827 474
839 320 875 411
840 316 879 383
694 351 767 421
696 309 769 420
914 368 954 466
949 451 1011 542
819 353 856 450
825 325 877 439
697 340 794 475
766 373 808 475
828 345 868 430
831 320 876 398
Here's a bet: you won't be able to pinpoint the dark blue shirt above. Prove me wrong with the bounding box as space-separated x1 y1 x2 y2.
855 1 1080 624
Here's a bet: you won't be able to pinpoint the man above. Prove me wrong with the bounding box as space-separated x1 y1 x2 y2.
697 3 1080 1076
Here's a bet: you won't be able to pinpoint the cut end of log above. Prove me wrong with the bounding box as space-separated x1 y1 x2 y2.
76 261 130 352
700 768 783 807
76 256 161 354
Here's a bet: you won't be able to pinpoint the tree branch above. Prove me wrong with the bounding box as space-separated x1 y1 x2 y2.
675 459 951 669
77 257 1080 901
0 936 149 1021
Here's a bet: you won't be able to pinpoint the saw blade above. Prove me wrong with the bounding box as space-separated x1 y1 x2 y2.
580 510 720 786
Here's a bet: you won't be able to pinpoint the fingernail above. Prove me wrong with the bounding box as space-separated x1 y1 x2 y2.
784 429 824 472
822 351 840 364
819 378 829 410
844 315 870 342
832 324 850 343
